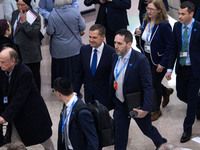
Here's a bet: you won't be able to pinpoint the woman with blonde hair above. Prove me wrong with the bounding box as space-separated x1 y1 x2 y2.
136 0 173 121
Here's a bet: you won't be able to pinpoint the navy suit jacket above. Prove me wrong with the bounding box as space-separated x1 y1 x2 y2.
58 99 98 150
73 44 115 108
96 0 131 32
138 21 172 67
168 21 200 78
109 49 153 112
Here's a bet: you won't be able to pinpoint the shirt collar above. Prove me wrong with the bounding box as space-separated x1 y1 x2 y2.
92 42 104 53
119 48 132 60
66 92 78 108
182 18 194 29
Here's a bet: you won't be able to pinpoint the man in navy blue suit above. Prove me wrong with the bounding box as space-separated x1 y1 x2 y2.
54 77 98 150
96 0 131 47
166 1 200 143
73 24 115 108
110 29 166 150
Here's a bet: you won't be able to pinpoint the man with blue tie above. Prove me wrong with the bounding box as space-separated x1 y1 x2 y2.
109 29 166 150
73 24 115 109
166 1 200 143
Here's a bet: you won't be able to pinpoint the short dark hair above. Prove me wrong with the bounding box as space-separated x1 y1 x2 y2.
54 77 73 96
0 19 9 36
180 1 195 13
89 24 106 36
115 29 133 43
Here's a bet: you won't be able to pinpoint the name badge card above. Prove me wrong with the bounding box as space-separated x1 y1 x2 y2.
180 52 187 57
144 42 150 53
3 96 8 104
114 81 118 90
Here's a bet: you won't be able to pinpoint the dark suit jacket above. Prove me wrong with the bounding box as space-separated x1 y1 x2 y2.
138 21 172 67
0 62 52 146
96 0 131 32
109 49 153 112
58 99 98 150
11 8 42 64
168 21 200 79
73 44 115 108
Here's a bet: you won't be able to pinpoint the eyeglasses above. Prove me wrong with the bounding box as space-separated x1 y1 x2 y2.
146 7 157 12
17 3 26 7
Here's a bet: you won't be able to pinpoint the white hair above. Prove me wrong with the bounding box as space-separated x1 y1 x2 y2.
54 0 72 7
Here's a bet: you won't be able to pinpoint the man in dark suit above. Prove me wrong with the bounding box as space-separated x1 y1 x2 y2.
166 1 200 143
95 0 131 47
110 29 166 150
73 24 115 108
11 0 42 91
54 77 98 150
0 45 54 149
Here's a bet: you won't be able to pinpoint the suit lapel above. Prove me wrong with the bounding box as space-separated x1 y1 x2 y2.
189 21 197 49
84 47 93 77
124 49 135 83
95 44 107 75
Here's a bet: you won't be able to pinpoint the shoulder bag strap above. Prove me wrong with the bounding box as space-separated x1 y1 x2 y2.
55 9 83 45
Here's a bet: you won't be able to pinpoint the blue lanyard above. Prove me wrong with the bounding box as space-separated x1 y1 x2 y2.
61 100 75 132
115 52 131 80
181 21 194 47
146 22 155 42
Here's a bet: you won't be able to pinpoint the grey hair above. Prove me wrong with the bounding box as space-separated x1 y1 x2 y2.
54 0 72 7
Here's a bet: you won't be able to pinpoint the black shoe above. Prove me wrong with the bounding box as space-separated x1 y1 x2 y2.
180 130 192 143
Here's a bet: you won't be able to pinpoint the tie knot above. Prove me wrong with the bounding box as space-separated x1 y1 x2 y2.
94 49 97 53
184 26 188 30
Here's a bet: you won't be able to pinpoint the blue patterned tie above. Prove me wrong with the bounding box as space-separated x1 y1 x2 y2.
91 49 97 77
180 26 188 66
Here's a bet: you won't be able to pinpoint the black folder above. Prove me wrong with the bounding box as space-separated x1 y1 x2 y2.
126 92 143 112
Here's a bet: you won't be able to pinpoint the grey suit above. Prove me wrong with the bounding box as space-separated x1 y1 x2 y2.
11 8 42 91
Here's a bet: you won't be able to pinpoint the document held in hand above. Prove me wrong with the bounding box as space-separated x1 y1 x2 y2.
26 10 37 25
126 92 143 112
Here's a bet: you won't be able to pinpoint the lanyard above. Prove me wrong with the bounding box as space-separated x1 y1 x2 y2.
115 52 131 80
146 22 155 42
181 21 194 47
61 100 75 132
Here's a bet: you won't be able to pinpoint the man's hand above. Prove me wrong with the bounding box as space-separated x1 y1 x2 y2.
133 108 148 118
0 116 7 124
156 64 164 72
20 10 27 23
165 72 172 80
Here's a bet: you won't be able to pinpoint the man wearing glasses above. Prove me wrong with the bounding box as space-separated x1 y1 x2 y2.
11 0 42 92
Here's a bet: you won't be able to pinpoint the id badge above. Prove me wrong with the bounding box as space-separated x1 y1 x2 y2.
3 96 8 104
114 81 118 90
180 52 187 57
144 42 150 53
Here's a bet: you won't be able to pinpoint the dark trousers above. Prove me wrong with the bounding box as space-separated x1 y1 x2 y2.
51 54 80 88
26 62 41 92
151 65 167 112
113 98 166 150
145 52 167 112
176 65 200 131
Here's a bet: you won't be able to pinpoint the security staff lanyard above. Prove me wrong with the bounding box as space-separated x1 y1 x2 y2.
144 22 155 53
114 53 131 90
181 21 194 49
61 100 75 133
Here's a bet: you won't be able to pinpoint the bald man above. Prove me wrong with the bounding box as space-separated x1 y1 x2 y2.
0 45 55 149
